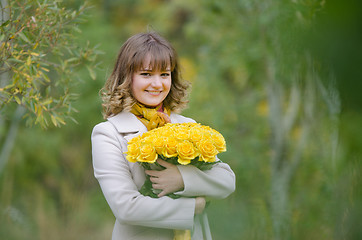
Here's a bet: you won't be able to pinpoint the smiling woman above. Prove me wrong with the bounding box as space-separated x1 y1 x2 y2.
91 32 235 240
100 32 189 118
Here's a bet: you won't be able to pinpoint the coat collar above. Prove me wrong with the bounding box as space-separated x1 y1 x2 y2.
107 110 180 134
107 111 145 133
107 111 194 142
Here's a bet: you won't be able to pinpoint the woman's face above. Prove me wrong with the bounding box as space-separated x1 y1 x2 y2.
131 57 171 107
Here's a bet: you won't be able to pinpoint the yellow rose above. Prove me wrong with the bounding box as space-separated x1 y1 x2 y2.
174 126 190 141
189 127 204 144
137 142 158 163
125 146 139 162
125 136 142 162
128 135 141 144
211 131 226 152
197 138 218 162
160 126 174 138
176 140 198 165
162 136 178 158
124 123 227 166
152 135 166 155
201 125 213 132
141 132 153 143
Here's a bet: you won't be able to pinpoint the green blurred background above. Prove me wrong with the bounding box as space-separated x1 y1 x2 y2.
1 0 361 239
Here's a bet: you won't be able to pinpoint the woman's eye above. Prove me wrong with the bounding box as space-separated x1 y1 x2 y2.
140 72 151 77
161 73 170 77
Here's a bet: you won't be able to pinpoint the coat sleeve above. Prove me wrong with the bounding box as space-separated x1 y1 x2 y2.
175 158 236 199
91 122 195 230
171 114 236 199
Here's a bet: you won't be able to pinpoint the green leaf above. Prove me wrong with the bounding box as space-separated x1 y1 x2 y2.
8 58 24 64
14 95 21 105
30 100 35 112
0 20 10 28
66 57 79 63
42 98 53 105
55 116 66 125
86 65 96 80
41 72 51 82
18 32 30 43
68 116 79 124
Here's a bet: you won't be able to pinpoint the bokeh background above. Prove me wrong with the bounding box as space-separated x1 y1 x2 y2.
1 0 362 239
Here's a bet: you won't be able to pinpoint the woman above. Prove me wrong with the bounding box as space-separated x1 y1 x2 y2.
91 31 235 240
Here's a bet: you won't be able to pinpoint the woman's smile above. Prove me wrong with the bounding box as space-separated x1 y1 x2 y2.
145 90 163 95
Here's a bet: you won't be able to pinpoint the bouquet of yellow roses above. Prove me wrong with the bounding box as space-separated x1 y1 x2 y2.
125 122 226 198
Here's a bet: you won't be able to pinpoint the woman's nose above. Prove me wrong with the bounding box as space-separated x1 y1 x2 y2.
150 75 162 88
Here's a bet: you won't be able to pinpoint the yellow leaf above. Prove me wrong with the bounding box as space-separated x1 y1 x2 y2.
55 116 66 125
51 115 58 127
14 95 21 104
26 56 31 66
37 105 42 115
30 52 39 56
42 98 53 105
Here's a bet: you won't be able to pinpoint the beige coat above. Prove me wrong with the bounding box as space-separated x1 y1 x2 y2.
91 111 235 240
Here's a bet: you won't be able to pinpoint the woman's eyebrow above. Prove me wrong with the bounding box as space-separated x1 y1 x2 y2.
139 68 171 72
140 68 152 71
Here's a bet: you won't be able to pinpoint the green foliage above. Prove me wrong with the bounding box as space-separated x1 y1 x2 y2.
180 1 341 239
0 0 101 128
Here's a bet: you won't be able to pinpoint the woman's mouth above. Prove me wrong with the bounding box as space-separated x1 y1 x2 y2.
145 90 162 96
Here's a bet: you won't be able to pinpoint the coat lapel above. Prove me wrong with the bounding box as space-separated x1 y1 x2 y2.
107 111 148 141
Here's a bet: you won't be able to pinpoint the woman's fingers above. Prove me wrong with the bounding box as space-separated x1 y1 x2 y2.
152 183 162 189
158 190 167 198
145 159 184 196
144 159 175 177
195 197 206 215
149 176 159 183
145 170 159 177
151 184 167 197
156 159 175 168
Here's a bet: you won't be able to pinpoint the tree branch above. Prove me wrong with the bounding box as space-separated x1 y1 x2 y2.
283 80 301 135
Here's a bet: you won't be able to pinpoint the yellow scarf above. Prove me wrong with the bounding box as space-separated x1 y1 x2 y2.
130 103 171 130
131 103 191 240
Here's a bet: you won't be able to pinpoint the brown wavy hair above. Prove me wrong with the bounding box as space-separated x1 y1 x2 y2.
100 32 191 119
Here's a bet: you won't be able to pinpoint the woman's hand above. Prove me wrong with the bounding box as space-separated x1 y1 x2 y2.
195 197 206 215
145 159 185 197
